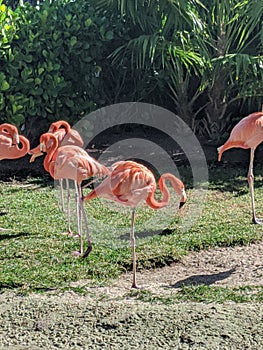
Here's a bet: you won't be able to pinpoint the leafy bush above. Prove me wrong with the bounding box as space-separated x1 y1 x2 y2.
0 0 116 133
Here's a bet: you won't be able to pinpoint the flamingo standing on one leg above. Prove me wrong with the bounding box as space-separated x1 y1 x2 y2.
0 123 30 231
29 120 84 232
38 132 109 256
83 160 187 289
218 111 263 224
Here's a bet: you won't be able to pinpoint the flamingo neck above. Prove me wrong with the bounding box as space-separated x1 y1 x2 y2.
59 121 71 133
17 136 30 156
146 173 184 209
43 135 58 174
53 121 71 133
146 177 170 209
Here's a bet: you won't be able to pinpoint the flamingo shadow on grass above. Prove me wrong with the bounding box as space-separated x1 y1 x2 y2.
169 268 236 288
0 231 30 241
118 228 175 241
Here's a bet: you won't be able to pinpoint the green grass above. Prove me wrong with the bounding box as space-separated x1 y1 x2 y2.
0 164 263 302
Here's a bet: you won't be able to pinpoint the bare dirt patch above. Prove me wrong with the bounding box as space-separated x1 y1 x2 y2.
0 242 262 349
84 241 263 300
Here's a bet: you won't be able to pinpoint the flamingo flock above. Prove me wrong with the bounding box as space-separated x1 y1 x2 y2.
0 120 187 288
1 110 262 287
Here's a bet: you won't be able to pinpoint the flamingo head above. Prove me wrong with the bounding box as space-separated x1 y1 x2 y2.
48 120 71 133
0 123 20 145
39 132 58 153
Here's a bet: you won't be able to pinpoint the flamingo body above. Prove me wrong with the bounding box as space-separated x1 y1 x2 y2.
0 123 29 160
83 160 186 288
218 112 263 161
0 123 30 231
218 111 263 223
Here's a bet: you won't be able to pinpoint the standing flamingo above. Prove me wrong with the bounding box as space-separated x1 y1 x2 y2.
29 120 84 224
218 111 263 224
83 160 187 288
0 123 30 231
38 132 109 256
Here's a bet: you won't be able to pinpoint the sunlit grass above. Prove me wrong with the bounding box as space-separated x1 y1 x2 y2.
0 164 263 302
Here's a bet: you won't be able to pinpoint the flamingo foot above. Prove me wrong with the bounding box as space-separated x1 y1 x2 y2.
82 245 92 259
72 250 82 257
252 217 262 225
61 231 80 238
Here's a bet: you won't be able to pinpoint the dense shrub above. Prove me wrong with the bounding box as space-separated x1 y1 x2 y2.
0 0 118 135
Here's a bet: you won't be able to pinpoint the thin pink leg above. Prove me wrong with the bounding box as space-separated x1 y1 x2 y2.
72 181 83 257
80 185 92 259
130 208 138 289
247 148 261 224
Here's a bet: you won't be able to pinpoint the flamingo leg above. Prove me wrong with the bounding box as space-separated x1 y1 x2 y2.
76 181 83 254
72 181 83 256
130 208 138 289
60 179 75 236
59 179 65 212
66 179 75 236
80 185 92 259
247 148 261 224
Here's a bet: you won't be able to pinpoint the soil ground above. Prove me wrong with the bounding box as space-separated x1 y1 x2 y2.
0 241 262 350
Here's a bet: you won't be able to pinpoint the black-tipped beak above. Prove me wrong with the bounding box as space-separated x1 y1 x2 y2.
179 201 186 209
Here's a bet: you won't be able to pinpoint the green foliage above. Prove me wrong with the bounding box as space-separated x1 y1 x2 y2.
0 0 263 138
0 0 116 128
90 0 263 138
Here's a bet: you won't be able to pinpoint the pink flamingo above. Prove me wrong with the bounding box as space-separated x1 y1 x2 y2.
29 120 84 161
83 160 186 288
29 120 84 221
0 123 30 231
0 123 29 160
38 132 109 256
218 111 263 224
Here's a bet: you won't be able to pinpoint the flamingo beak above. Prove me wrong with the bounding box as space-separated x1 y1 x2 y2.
39 142 46 152
13 132 20 145
179 188 187 209
179 201 185 209
28 145 44 163
29 153 42 163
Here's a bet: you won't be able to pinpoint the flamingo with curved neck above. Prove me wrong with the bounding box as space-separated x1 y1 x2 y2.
0 123 19 145
0 135 30 160
29 120 83 161
83 160 186 288
48 120 84 148
0 123 30 231
39 132 109 256
29 120 84 215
